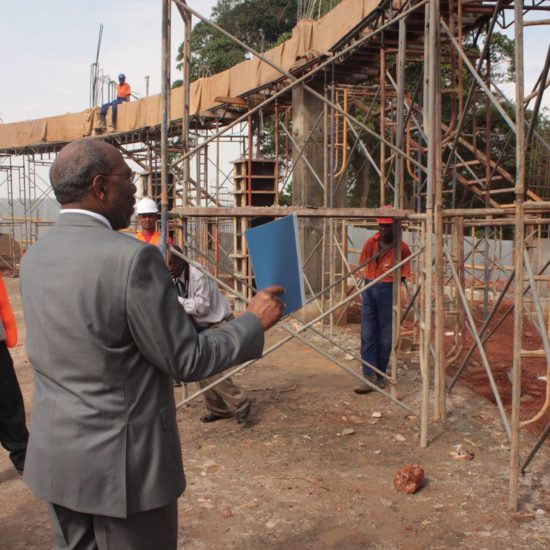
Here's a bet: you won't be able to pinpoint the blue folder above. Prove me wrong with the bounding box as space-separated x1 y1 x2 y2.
245 213 305 316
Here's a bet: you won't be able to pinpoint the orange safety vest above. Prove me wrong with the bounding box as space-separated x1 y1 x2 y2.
136 231 160 246
0 274 17 347
116 82 131 100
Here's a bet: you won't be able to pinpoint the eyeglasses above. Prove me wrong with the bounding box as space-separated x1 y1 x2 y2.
100 171 137 184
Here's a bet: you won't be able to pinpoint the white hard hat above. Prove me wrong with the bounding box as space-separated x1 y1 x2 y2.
136 198 159 215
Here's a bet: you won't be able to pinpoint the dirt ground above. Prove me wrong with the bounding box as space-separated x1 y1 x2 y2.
1 278 550 549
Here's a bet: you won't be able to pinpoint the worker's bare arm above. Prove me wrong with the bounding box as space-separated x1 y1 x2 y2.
245 285 285 330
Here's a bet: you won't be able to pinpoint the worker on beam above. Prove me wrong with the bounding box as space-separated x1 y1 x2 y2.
99 73 131 130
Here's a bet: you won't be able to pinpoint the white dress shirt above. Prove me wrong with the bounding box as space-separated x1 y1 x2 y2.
174 265 231 327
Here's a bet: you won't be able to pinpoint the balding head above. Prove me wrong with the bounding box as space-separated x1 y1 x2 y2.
50 139 137 231
50 139 117 204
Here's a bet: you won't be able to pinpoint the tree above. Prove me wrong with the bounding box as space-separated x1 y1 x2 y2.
177 0 299 80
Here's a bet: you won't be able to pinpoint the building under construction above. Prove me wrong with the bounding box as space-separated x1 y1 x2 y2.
1 0 550 512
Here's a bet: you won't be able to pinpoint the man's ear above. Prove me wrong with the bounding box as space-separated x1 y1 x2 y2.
91 174 108 201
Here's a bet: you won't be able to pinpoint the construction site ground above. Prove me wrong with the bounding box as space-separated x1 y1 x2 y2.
1 278 550 549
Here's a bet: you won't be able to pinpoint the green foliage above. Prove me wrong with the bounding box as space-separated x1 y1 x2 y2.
177 0 299 80
480 31 516 83
279 182 293 206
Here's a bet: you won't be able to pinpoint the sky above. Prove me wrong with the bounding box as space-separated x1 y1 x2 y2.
0 2 547 123
0 0 218 123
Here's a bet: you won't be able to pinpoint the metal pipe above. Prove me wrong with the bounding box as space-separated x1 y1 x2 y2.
432 0 446 422
181 1 191 208
520 248 550 428
526 44 550 147
274 103 279 205
521 418 550 473
441 19 516 134
448 268 515 392
444 246 511 438
395 16 406 209
380 47 386 205
160 0 171 257
247 115 253 206
509 1 526 511
419 1 433 448
329 83 335 209
333 88 348 179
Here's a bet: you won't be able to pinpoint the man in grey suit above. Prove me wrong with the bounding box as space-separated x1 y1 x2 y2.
20 139 284 549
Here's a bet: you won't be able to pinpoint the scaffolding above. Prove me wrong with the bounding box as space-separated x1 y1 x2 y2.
1 0 550 511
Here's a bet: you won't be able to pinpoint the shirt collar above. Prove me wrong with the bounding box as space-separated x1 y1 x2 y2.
59 209 112 229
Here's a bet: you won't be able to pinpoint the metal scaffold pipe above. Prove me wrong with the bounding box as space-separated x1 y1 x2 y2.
161 0 171 256
509 0 526 512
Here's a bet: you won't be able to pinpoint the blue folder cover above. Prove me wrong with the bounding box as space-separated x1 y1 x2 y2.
245 213 305 316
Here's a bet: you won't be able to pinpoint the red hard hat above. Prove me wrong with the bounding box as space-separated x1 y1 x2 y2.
376 205 394 224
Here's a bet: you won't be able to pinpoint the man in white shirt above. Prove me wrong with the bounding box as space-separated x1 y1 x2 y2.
169 246 252 424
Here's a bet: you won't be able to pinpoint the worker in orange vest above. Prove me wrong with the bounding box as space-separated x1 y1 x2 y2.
0 274 29 475
99 73 132 130
135 197 166 246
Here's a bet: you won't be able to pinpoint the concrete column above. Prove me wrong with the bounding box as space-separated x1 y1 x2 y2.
292 83 346 306
292 84 324 297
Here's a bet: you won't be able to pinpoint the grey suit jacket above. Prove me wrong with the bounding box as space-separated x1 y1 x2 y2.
20 213 264 518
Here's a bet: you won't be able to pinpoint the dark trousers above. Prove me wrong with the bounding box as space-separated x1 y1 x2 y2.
48 501 178 550
195 315 250 416
99 98 125 125
360 281 393 377
0 340 29 473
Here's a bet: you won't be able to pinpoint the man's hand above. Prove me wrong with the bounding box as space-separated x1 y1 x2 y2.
246 285 285 330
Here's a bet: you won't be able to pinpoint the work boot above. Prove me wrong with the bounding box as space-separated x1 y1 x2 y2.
200 412 225 423
98 114 106 129
377 376 388 390
354 373 377 394
235 401 252 424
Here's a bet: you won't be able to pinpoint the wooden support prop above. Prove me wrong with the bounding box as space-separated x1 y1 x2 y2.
214 96 247 106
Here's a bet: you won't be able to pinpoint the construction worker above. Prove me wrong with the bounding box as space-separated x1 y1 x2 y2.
99 73 131 130
0 273 29 475
135 197 162 245
354 210 411 394
169 246 252 424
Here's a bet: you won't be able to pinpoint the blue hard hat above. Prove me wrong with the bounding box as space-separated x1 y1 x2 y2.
118 73 126 80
